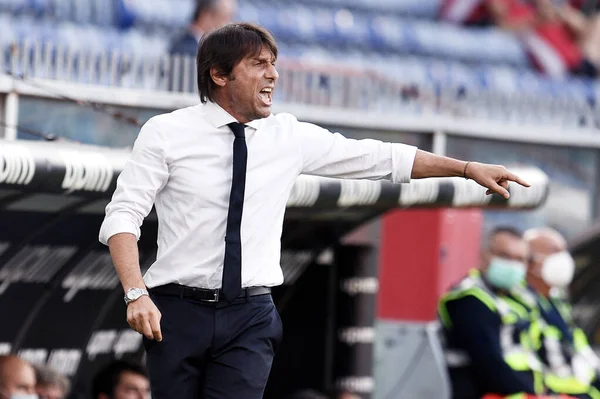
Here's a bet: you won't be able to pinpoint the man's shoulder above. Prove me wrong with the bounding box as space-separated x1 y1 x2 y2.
264 112 328 135
266 112 298 126
145 105 205 128
440 271 499 309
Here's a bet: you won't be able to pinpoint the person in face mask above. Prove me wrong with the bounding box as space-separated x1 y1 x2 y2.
524 227 575 300
438 226 550 399
0 355 37 399
511 227 600 399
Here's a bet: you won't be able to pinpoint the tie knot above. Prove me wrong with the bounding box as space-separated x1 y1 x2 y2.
228 122 246 138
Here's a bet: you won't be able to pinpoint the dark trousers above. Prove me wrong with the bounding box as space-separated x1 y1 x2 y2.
143 290 283 399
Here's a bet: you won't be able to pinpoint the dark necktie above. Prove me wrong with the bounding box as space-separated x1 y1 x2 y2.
222 122 247 301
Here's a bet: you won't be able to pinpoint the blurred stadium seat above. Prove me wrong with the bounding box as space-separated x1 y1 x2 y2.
0 0 599 129
0 0 533 68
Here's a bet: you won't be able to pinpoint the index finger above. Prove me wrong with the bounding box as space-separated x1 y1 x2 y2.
505 171 530 187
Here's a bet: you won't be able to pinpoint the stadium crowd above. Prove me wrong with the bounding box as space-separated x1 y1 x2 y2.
174 0 600 80
440 0 600 79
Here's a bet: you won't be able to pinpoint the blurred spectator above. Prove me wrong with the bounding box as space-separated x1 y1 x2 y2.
168 0 237 57
33 364 69 399
511 227 600 397
527 0 600 77
438 227 542 398
439 0 493 26
91 360 150 399
0 355 37 398
440 0 600 78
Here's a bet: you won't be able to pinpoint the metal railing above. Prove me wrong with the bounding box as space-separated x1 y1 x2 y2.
2 41 600 131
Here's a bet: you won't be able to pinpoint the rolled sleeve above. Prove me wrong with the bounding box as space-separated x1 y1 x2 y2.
390 143 417 183
98 214 141 245
98 118 169 245
295 117 418 181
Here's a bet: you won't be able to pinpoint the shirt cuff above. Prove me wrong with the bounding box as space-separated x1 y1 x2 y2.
390 143 418 183
98 214 141 245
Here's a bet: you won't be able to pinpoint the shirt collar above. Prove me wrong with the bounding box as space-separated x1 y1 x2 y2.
201 101 269 131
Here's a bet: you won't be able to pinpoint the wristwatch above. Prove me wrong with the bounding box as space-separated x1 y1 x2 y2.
124 287 149 305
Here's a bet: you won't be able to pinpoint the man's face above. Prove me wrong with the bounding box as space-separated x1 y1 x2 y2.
528 241 561 282
37 384 65 399
527 233 567 290
484 232 528 268
207 0 236 31
481 232 528 289
216 45 278 123
113 371 150 399
0 363 36 398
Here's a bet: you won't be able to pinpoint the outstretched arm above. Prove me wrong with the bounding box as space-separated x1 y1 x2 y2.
297 121 530 199
412 150 530 199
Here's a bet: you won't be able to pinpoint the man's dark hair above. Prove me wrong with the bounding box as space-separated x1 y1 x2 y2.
489 225 523 240
92 360 148 398
192 0 217 22
196 22 278 103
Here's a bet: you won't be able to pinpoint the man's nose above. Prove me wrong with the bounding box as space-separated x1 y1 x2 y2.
265 63 279 81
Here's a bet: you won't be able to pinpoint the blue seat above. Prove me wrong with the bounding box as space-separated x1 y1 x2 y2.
115 0 191 29
236 0 260 23
368 15 403 52
275 0 442 18
360 0 441 18
333 8 370 48
26 0 52 17
311 7 337 44
271 5 307 42
240 0 528 68
409 21 529 67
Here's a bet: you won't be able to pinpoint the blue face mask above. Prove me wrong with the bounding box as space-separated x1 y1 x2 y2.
485 257 526 290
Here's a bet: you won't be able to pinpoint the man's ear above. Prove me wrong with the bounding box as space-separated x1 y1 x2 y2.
481 251 490 271
210 67 228 87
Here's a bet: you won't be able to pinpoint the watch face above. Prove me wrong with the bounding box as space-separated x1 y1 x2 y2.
126 290 138 300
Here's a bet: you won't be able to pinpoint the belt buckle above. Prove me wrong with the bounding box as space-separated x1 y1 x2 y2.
204 289 219 303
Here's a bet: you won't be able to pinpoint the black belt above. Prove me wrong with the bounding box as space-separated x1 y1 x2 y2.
149 283 271 303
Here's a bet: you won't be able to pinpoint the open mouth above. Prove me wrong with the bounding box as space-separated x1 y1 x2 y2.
259 87 273 106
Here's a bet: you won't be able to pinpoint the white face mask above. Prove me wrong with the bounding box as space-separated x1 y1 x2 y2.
10 395 38 399
540 251 575 288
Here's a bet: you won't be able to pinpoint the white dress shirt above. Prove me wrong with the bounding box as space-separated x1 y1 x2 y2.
98 101 418 289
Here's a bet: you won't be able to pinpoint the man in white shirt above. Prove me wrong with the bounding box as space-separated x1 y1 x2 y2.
99 22 530 399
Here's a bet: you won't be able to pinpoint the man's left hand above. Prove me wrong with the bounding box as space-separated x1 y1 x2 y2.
465 162 531 199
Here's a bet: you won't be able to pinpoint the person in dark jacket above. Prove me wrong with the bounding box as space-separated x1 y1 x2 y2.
169 0 237 57
438 226 545 399
167 0 236 92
